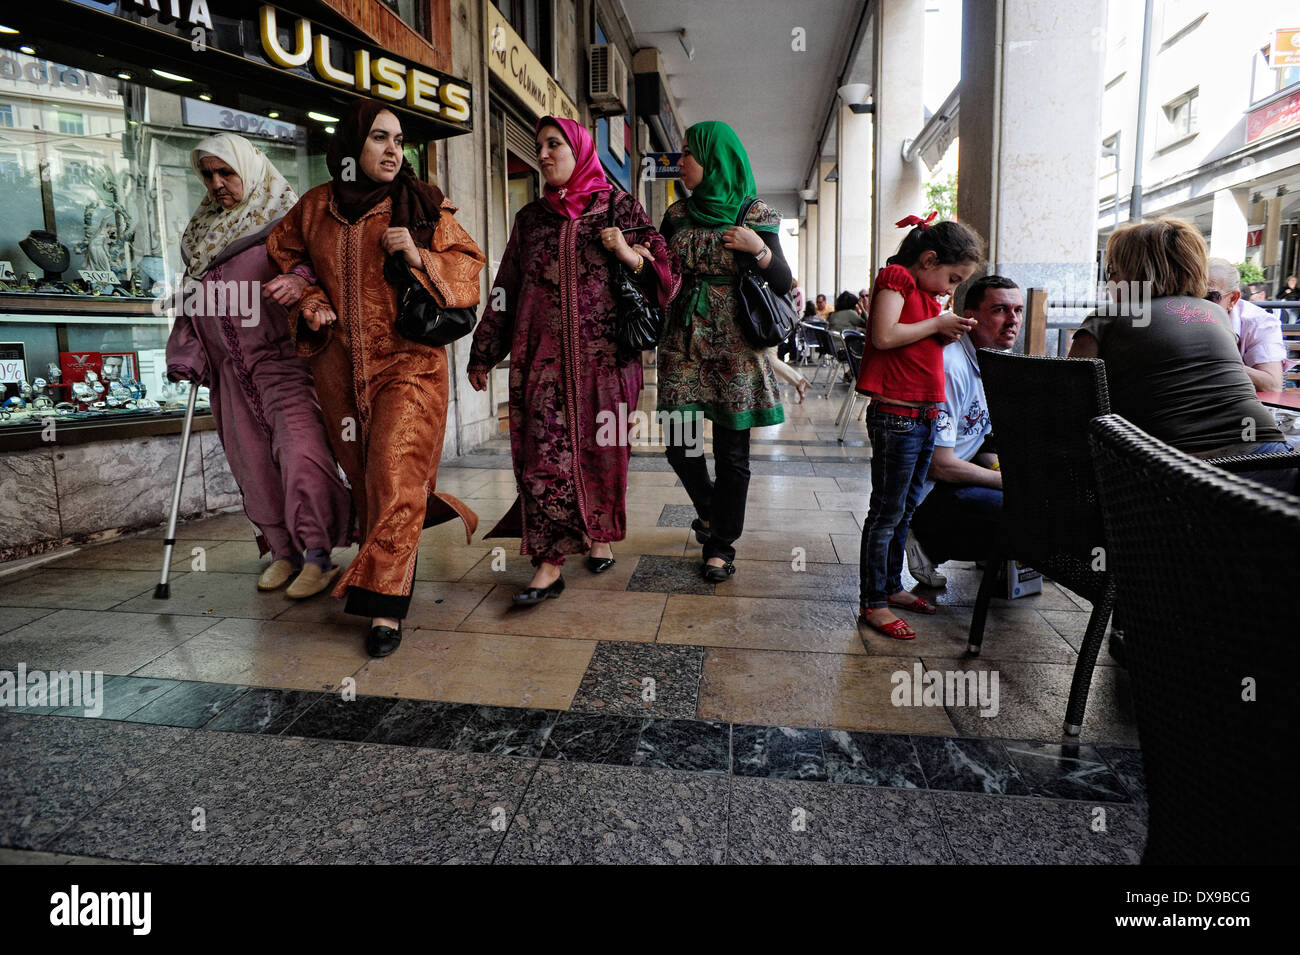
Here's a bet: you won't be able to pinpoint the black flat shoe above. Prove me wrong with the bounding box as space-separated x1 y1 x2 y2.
366 624 402 658
691 518 710 545
585 556 616 574
512 575 565 606
702 562 735 582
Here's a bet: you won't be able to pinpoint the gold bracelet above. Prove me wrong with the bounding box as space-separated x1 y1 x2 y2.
630 254 646 275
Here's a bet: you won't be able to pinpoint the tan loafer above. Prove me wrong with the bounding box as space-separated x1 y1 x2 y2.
257 559 296 591
285 562 341 599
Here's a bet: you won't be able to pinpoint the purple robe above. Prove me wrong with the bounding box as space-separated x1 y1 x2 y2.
165 222 351 559
469 191 680 565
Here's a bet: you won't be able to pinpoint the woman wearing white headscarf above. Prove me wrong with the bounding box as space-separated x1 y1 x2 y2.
166 133 351 597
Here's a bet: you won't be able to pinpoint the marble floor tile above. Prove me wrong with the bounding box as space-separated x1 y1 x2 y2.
626 472 684 487
929 791 1145 864
834 478 873 494
456 586 665 643
495 761 730 864
727 778 954 864
203 687 322 735
821 730 926 788
363 698 479 749
725 560 859 601
452 705 557 757
568 642 704 719
740 488 820 510
909 565 1087 613
714 529 838 563
133 617 368 692
112 571 290 620
458 549 640 594
0 715 192 851
858 606 1079 664
0 609 218 674
1096 744 1147 803
748 460 816 477
810 462 872 479
0 568 162 611
351 629 594 709
542 712 642 765
1002 740 1131 802
52 675 181 720
413 521 496 582
911 736 1031 795
657 503 703 528
625 555 715 595
275 580 491 632
137 511 257 541
279 692 398 742
813 491 871 512
931 656 1139 745
741 508 858 535
632 717 730 773
659 595 863 654
1040 610 1122 667
731 725 826 780
43 537 225 573
697 648 958 735
124 681 250 729
614 527 695 558
745 475 843 493
830 533 862 564
0 606 55 635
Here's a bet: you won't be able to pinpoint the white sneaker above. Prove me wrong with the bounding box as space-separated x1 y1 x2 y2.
906 533 947 588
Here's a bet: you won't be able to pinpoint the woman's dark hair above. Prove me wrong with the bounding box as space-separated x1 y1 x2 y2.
887 219 985 269
803 302 817 317
834 290 858 311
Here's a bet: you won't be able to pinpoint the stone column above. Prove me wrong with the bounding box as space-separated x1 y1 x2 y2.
872 0 926 272
838 103 873 293
1208 188 1249 263
958 0 1108 351
804 202 819 301
817 159 838 299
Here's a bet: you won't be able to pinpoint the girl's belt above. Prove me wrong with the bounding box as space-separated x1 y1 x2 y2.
871 401 940 420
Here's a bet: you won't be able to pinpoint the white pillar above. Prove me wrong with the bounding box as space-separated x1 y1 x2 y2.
1208 188 1249 264
805 202 820 302
872 0 926 273
817 159 838 299
838 104 873 294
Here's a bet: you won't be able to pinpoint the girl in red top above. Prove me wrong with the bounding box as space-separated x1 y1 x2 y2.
857 216 984 639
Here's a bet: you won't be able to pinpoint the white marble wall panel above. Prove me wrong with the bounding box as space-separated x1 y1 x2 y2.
199 431 241 510
54 433 206 537
0 448 61 545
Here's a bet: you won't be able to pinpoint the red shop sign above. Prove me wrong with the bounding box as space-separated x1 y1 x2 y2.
1247 89 1300 143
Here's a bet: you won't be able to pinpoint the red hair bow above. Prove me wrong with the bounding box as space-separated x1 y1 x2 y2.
895 211 938 229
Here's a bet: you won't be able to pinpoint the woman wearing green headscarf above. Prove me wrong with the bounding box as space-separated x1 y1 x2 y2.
658 120 793 582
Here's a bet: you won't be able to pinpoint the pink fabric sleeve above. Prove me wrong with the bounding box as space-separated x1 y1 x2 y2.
164 315 209 385
1238 305 1295 371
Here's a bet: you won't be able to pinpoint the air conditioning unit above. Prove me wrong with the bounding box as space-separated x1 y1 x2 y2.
589 43 629 114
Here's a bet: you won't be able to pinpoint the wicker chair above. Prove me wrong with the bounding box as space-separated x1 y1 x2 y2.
1088 414 1298 864
972 351 1116 736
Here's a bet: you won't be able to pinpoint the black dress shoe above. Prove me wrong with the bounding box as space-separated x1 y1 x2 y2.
585 556 616 574
702 562 735 582
366 624 402 658
512 575 565 606
691 518 710 545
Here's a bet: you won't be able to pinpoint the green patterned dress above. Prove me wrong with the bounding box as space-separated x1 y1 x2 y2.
656 198 785 430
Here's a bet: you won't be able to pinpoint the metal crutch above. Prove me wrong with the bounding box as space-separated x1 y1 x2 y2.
154 383 199 599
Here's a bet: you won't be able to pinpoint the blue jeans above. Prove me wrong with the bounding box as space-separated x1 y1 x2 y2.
1242 441 1299 495
859 405 937 609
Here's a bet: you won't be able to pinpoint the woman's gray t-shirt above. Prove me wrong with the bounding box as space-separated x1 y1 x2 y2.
1078 295 1283 453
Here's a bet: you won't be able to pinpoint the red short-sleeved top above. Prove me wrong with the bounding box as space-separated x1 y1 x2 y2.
855 264 945 403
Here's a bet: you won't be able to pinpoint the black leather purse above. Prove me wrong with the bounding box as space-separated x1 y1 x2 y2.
606 190 663 355
386 254 478 347
733 196 796 350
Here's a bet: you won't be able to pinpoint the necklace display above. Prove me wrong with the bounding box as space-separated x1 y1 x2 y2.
19 230 71 277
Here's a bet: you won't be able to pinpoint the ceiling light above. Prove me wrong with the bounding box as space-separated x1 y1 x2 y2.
0 25 20 34
308 111 340 123
152 69 192 83
117 72 132 80
19 45 35 54
199 93 212 102
324 126 335 134
267 111 280 119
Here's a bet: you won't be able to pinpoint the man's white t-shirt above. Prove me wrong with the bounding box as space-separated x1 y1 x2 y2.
922 336 993 499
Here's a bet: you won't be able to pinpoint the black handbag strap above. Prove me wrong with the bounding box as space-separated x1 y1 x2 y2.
734 195 759 227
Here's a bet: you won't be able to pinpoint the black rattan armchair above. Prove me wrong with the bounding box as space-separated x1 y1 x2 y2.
1088 414 1297 865
972 351 1116 736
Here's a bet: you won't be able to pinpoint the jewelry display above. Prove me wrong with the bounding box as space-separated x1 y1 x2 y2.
19 230 71 278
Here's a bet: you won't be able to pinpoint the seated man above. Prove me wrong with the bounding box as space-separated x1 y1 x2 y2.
1207 258 1294 393
907 275 1024 586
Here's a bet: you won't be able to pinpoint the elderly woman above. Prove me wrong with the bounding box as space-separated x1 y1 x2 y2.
468 116 679 604
267 102 486 656
657 120 793 581
166 133 351 598
1069 217 1295 493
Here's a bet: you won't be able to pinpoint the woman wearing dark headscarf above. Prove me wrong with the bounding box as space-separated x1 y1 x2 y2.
657 120 792 581
267 102 486 656
468 116 679 604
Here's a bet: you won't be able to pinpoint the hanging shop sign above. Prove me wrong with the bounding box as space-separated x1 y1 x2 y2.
1273 27 1300 69
1247 88 1300 143
485 2 577 122
18 1 473 134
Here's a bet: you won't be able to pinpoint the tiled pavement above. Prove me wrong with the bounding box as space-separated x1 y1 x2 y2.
0 380 1145 864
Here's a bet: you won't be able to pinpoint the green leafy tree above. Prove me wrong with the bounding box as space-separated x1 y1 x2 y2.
925 172 957 221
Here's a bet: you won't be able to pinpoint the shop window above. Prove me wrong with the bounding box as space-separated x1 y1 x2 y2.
56 110 85 136
1159 88 1198 148
493 0 552 71
1251 44 1300 105
0 104 15 128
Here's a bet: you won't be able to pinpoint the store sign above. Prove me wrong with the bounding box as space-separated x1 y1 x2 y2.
1247 229 1264 247
1274 27 1300 68
1247 88 1300 143
486 2 577 122
642 152 680 180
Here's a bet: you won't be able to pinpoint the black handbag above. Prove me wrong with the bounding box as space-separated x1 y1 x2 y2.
386 254 478 347
606 190 663 354
732 196 796 350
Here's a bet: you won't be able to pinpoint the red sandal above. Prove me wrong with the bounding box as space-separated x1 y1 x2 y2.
887 594 937 615
859 608 917 639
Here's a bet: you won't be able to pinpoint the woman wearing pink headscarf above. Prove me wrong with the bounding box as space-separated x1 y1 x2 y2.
469 116 680 604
